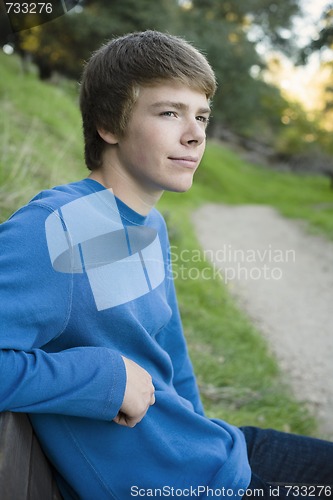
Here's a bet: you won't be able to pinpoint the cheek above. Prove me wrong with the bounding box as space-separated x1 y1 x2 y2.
138 132 165 161
126 121 170 165
121 131 149 165
198 138 206 157
135 149 149 166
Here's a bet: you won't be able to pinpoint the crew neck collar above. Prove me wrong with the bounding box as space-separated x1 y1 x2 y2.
83 178 149 226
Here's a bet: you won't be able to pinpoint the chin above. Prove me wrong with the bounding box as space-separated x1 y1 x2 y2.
168 175 195 193
168 181 194 193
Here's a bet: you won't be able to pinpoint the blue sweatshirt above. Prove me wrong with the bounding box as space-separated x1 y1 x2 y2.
0 179 251 499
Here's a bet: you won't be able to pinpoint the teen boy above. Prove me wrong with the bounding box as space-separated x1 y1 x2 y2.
0 31 332 499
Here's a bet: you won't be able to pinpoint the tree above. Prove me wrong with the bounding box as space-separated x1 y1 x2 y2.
299 4 333 138
179 0 298 140
305 4 333 54
6 0 180 79
2 0 303 146
189 0 300 52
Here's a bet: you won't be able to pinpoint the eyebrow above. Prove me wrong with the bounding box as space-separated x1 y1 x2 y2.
150 101 211 115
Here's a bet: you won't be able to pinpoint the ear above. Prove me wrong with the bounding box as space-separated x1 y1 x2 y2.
97 128 119 145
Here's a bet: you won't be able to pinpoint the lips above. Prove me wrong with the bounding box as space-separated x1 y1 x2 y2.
168 156 199 168
169 156 198 162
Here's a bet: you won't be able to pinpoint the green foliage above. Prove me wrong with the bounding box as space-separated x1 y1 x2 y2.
86 0 180 34
300 6 333 131
0 0 304 144
305 4 333 53
271 100 333 161
0 52 85 221
190 0 300 51
182 14 261 126
10 0 181 79
194 142 333 238
179 0 310 144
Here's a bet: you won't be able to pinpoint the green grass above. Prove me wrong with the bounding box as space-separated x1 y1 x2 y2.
2 52 331 437
0 52 85 221
193 142 333 238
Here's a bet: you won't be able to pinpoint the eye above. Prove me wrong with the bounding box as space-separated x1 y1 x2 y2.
161 111 177 118
196 115 210 125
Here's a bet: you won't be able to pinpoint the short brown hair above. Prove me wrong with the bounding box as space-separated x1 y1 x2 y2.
79 30 217 170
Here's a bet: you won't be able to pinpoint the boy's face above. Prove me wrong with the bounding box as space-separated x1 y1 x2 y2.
100 82 211 204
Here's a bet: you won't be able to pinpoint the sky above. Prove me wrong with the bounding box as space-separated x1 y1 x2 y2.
296 0 332 48
264 0 333 112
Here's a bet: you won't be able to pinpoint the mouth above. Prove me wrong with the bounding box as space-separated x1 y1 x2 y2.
168 156 199 169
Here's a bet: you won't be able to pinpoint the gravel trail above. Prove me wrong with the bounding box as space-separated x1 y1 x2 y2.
192 204 333 438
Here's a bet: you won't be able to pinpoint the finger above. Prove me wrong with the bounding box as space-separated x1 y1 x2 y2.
114 414 141 428
114 408 148 428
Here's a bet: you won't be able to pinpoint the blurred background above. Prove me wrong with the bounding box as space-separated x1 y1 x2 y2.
1 0 333 438
1 0 333 172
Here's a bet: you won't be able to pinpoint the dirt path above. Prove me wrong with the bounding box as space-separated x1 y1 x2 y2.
192 204 333 438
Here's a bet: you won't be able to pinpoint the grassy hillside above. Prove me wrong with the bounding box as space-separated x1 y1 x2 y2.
0 52 85 221
2 51 332 437
196 143 333 238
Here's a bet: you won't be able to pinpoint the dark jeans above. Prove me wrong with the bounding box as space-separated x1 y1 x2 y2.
240 427 333 499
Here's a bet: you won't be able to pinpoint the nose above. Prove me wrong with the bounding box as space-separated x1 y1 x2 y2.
181 119 206 147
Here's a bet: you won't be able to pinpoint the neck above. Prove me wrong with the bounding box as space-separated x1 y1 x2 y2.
88 153 162 216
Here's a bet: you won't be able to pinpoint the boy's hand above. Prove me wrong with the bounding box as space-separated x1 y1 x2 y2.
113 357 155 428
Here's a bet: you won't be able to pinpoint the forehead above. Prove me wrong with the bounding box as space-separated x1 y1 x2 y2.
135 82 210 112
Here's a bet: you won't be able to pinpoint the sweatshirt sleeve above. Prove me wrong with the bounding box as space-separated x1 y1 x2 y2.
0 204 126 420
158 238 205 416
